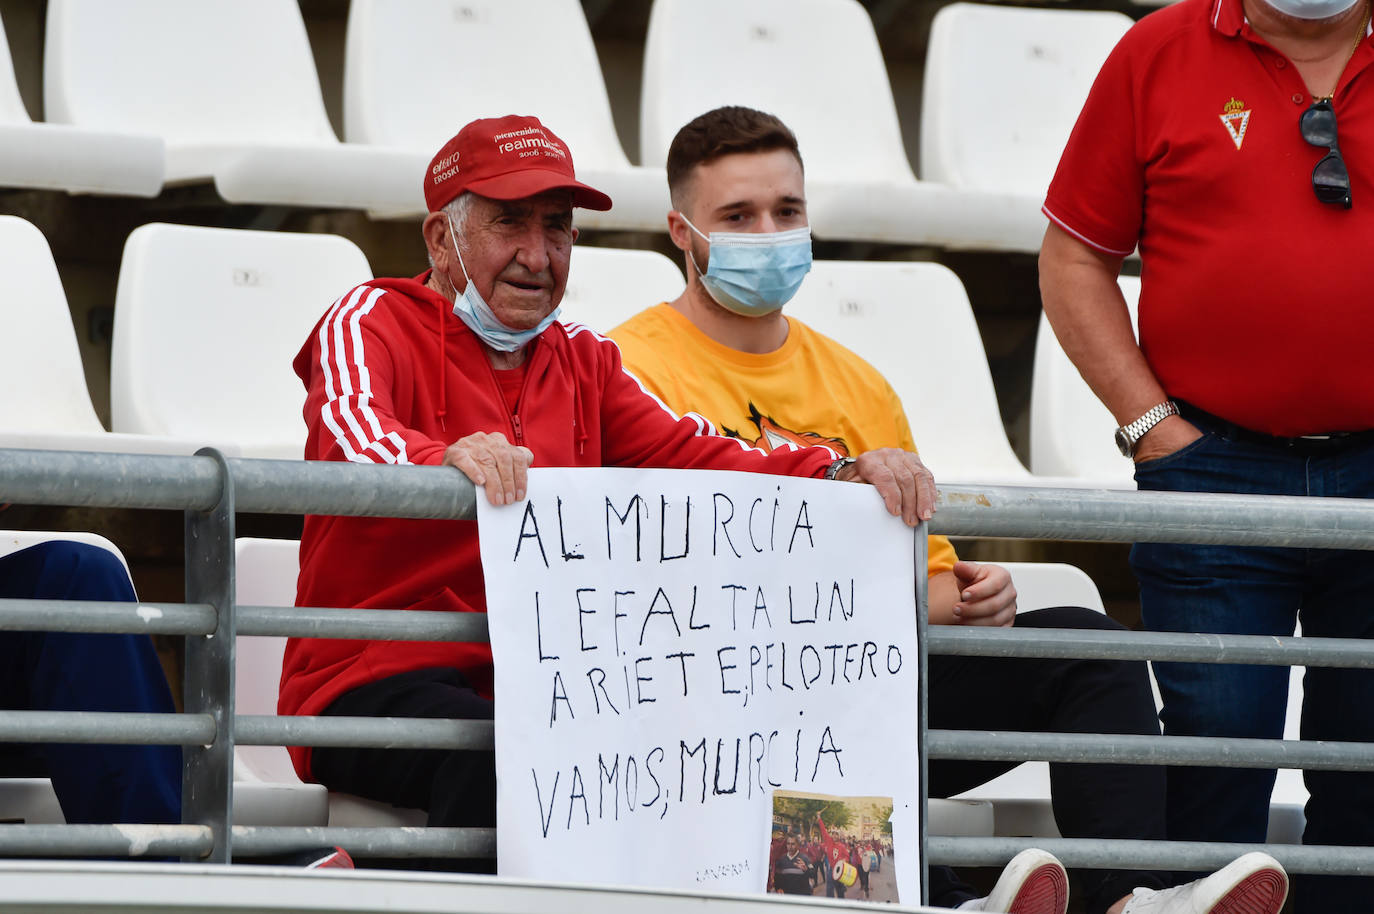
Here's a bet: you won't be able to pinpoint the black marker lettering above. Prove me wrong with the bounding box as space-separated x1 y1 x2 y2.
532 767 559 838
860 641 878 680
713 738 741 795
639 587 682 645
605 494 644 561
598 754 619 821
712 493 741 558
752 586 772 629
567 765 589 828
747 497 765 553
665 650 695 696
575 588 597 652
549 670 574 726
680 738 708 803
812 726 845 780
659 494 691 561
717 646 740 694
634 656 656 704
556 496 584 561
788 500 815 553
513 501 549 568
535 592 558 662
585 667 619 715
686 585 708 631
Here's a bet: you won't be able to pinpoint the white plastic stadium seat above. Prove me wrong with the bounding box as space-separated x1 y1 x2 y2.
560 247 685 334
1028 277 1141 487
43 0 422 211
0 13 162 197
0 531 134 826
110 224 373 459
921 4 1132 199
0 217 214 455
784 261 1032 486
342 0 669 229
234 538 425 828
640 0 1045 252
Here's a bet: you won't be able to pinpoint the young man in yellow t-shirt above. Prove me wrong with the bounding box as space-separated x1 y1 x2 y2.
608 107 1286 914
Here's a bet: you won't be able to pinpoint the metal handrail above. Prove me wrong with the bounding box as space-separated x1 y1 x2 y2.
3 447 1374 888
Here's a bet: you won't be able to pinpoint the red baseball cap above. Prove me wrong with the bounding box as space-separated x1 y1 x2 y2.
424 115 613 213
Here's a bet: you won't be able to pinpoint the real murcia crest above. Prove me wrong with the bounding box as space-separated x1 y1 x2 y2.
1219 97 1251 151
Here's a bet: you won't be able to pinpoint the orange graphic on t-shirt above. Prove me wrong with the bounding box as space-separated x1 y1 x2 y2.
722 403 850 456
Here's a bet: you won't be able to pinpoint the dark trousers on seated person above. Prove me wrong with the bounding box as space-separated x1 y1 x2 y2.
0 541 182 826
312 667 496 873
1132 419 1374 914
926 606 1169 914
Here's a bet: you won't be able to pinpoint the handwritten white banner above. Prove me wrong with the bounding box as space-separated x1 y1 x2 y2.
480 466 922 899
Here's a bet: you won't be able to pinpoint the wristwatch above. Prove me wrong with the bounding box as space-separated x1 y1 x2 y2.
1115 400 1179 457
824 457 857 480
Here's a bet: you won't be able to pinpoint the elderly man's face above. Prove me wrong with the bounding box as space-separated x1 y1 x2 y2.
448 190 577 331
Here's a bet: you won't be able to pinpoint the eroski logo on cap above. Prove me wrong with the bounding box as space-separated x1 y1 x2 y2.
492 126 568 161
432 150 461 184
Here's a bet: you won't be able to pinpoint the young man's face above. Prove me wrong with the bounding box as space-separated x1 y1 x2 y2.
674 148 807 270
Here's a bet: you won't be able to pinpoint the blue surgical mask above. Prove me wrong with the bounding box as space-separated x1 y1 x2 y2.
444 214 561 352
681 215 812 317
1264 0 1357 18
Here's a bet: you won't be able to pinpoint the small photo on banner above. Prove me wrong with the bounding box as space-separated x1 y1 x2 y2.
478 466 923 902
769 789 898 903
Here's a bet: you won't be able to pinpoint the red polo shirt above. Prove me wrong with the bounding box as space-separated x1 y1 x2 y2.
1044 0 1374 437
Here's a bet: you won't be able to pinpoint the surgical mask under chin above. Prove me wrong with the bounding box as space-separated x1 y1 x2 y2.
1264 0 1357 20
682 216 812 317
444 215 561 352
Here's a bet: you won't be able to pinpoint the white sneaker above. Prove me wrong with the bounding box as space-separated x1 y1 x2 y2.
1119 852 1288 914
957 848 1069 914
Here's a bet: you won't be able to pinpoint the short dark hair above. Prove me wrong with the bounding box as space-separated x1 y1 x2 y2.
666 106 803 208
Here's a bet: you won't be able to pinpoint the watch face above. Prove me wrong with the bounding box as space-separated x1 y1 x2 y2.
1115 427 1133 457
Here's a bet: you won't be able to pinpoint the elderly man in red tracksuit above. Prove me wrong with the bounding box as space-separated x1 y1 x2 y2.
279 114 935 870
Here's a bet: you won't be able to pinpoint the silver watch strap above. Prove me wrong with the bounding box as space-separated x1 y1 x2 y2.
1122 400 1180 442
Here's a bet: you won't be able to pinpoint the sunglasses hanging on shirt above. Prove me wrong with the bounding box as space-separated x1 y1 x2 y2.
1301 98 1353 209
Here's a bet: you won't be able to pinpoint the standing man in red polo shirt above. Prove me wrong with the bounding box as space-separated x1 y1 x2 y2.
1040 0 1374 907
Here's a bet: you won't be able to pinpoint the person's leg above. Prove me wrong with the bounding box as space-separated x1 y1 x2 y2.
0 541 181 824
1132 434 1303 849
1292 440 1374 911
311 667 495 872
931 607 1167 914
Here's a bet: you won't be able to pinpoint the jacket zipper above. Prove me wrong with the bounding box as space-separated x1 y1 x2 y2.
484 341 538 447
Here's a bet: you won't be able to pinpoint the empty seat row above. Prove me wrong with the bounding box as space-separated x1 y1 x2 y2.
0 215 1134 486
2 0 1133 250
0 215 1137 483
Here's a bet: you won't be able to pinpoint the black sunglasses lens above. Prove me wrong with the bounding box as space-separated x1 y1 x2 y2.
1312 154 1352 206
1302 103 1339 147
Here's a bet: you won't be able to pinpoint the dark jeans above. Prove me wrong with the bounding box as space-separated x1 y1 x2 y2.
0 541 181 825
1132 420 1374 913
312 667 495 873
926 607 1168 914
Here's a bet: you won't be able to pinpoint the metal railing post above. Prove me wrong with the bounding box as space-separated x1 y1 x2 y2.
914 521 929 907
181 448 236 863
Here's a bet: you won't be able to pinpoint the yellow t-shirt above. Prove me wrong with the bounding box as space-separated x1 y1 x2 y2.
610 303 958 577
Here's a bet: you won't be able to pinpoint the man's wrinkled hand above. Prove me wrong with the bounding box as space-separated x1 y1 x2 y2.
834 448 937 526
950 560 1017 627
442 431 533 506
